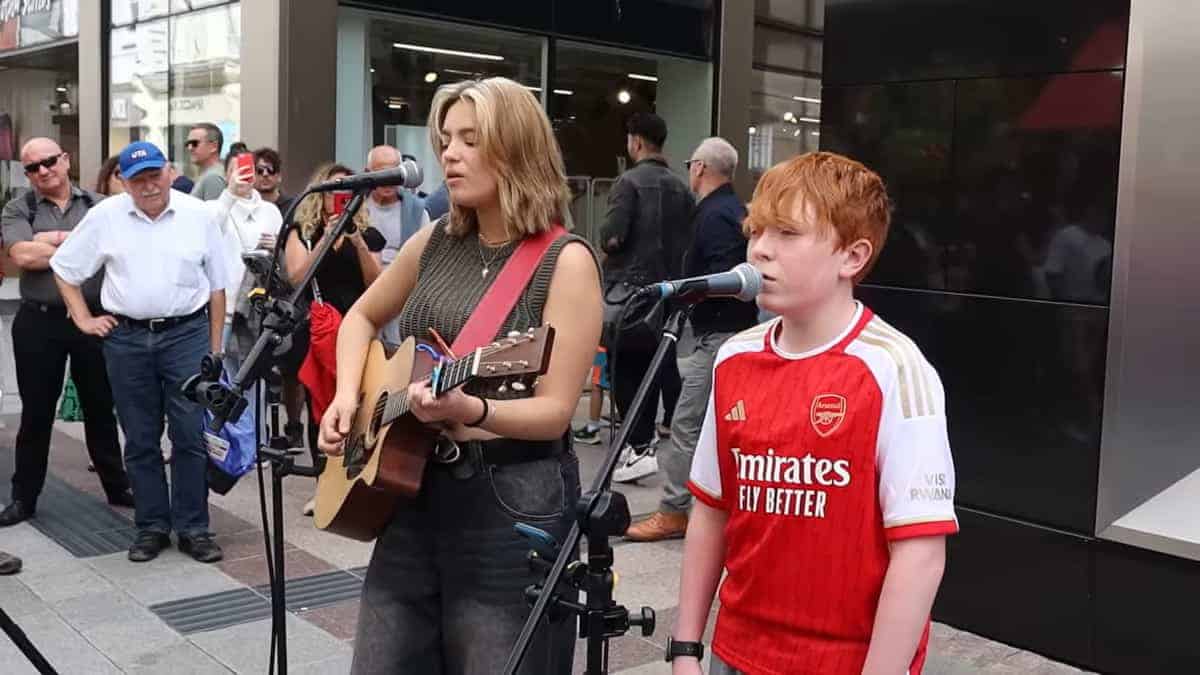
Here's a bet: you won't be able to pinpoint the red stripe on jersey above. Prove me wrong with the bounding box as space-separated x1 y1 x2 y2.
885 520 959 541
687 480 727 510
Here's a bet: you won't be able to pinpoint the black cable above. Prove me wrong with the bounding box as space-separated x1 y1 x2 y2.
0 608 57 674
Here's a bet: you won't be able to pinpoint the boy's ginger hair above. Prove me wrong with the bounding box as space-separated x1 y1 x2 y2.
745 152 892 282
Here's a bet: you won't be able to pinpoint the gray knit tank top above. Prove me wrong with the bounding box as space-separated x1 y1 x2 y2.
395 217 596 399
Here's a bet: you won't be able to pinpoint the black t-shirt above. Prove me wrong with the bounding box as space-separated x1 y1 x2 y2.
295 223 367 316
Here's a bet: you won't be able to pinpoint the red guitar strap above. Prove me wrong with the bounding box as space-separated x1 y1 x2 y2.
450 224 568 355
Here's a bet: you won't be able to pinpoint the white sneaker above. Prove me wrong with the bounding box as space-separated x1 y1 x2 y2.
612 444 658 483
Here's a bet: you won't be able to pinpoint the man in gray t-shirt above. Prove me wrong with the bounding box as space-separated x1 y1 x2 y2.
0 137 132 527
187 122 227 200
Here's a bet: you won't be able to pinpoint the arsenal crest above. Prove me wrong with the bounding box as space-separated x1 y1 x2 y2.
810 394 846 437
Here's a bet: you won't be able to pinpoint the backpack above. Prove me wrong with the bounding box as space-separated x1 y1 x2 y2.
23 187 98 224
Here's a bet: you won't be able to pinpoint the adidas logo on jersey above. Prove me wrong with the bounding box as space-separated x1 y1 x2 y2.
724 400 746 422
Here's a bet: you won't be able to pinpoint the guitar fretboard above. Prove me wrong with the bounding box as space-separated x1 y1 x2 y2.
376 351 477 427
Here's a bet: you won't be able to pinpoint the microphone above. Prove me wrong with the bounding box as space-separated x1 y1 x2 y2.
641 262 762 303
308 159 423 193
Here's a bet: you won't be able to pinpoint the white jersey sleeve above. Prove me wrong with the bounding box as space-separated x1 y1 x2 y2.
850 317 959 540
687 382 723 507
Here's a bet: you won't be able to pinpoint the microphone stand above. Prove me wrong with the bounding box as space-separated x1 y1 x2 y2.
503 302 692 675
183 187 367 675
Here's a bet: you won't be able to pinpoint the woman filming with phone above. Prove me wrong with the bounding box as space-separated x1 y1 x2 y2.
317 78 602 674
283 164 383 499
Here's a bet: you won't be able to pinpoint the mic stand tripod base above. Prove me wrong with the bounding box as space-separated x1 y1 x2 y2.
258 447 321 675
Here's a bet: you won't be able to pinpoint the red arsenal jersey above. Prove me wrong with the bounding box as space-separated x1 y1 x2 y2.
688 303 958 675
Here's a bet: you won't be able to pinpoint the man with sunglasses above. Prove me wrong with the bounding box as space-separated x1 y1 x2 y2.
0 138 134 528
251 147 294 219
187 123 226 201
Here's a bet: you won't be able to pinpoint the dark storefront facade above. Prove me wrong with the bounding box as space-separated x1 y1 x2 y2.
822 1 1200 672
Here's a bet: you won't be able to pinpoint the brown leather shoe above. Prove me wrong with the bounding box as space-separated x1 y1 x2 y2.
0 551 22 575
625 511 688 542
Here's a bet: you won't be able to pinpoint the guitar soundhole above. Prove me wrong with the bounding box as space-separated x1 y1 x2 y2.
370 392 388 440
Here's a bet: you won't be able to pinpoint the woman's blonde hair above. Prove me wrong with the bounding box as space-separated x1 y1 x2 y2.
293 162 370 242
428 77 573 238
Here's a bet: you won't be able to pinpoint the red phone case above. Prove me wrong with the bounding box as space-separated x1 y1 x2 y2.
236 152 253 175
333 191 351 216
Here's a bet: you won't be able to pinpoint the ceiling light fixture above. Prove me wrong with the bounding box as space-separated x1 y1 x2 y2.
553 89 574 96
783 111 796 123
811 131 821 136
749 126 757 135
799 117 820 124
424 71 438 83
793 96 822 104
393 42 504 61
617 90 632 104
628 73 659 82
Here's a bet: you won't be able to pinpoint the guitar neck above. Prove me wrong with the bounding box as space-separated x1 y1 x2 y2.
378 350 478 427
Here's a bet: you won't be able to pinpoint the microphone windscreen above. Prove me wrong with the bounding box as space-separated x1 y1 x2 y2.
361 226 387 252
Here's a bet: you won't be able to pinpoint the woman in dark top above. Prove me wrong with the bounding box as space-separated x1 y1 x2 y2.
284 162 381 313
285 163 382 501
318 78 602 674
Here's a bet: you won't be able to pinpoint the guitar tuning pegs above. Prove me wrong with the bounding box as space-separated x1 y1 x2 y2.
511 381 527 392
507 331 521 338
498 382 509 394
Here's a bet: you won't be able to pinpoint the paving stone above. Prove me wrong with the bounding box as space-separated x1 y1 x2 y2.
93 556 244 605
18 560 117 604
289 653 355 675
0 575 49 619
0 522 75 566
52 588 146 631
0 609 121 675
122 639 234 674
189 615 352 674
297 600 360 641
78 608 183 667
217 548 334 588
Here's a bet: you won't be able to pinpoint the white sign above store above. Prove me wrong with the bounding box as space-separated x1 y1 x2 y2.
0 0 55 23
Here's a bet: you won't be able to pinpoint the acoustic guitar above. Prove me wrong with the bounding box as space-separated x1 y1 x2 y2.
314 326 555 541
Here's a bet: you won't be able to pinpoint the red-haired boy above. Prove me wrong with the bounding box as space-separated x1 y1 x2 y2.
668 152 958 675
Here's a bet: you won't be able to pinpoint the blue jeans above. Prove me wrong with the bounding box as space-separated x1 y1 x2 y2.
103 313 211 537
351 445 581 674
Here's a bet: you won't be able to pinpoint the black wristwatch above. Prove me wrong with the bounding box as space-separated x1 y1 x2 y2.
665 637 704 662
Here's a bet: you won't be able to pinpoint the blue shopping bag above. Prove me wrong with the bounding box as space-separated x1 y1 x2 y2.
203 373 258 495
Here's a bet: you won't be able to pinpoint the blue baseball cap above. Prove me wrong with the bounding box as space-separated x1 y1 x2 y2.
118 141 167 179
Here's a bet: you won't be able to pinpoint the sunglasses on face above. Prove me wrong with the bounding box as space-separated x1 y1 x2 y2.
185 139 206 149
24 153 63 174
256 165 277 176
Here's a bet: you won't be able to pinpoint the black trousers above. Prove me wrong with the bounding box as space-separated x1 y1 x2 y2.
611 342 679 447
10 304 129 507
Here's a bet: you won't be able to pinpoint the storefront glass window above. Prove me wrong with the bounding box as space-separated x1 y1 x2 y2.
108 1 240 179
0 0 80 209
747 69 822 183
337 10 544 193
552 40 712 245
749 0 824 182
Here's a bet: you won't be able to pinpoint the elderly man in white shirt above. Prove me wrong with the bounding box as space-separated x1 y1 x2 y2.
50 141 229 564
